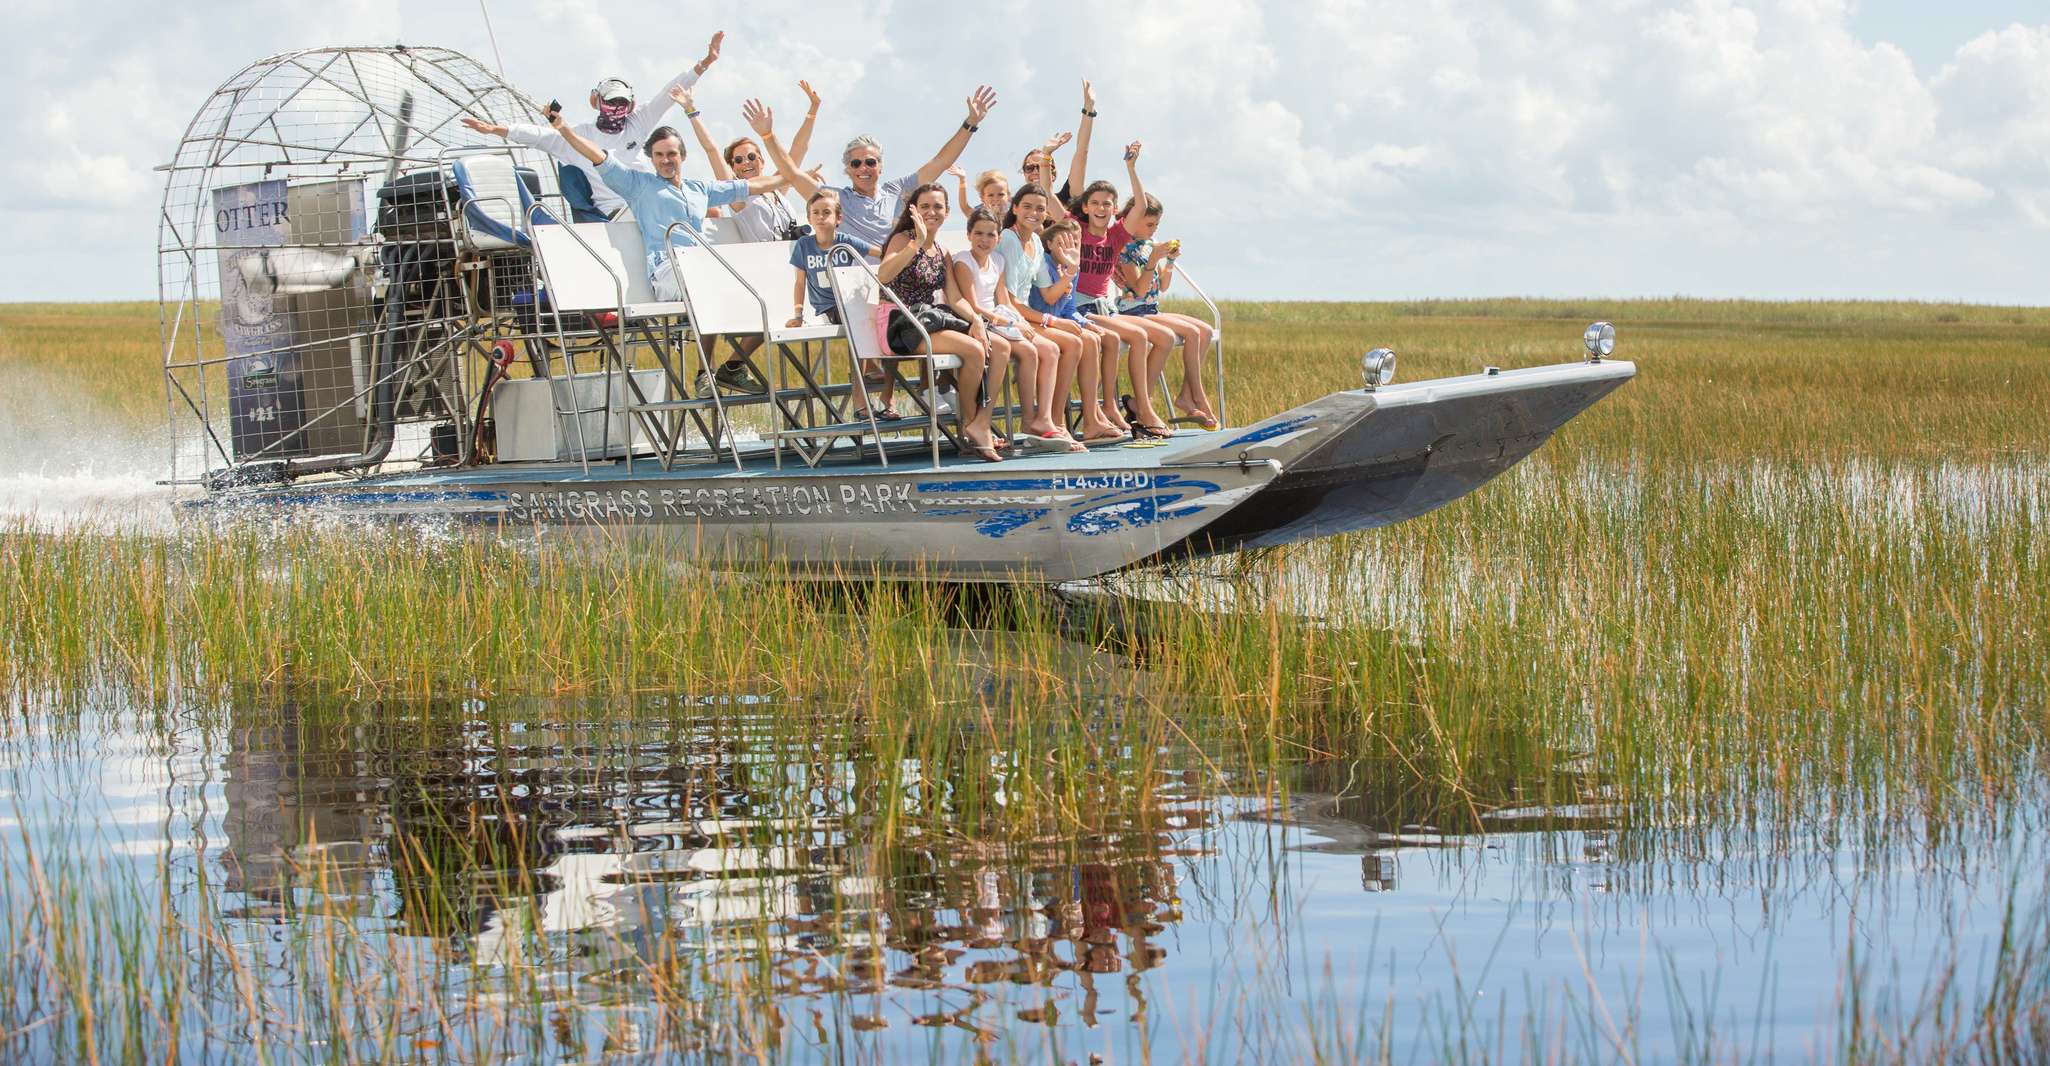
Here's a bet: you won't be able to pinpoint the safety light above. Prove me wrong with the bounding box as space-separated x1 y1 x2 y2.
1583 322 1616 362
1361 348 1397 391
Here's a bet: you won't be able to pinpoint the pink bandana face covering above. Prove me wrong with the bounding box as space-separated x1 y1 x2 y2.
595 99 632 134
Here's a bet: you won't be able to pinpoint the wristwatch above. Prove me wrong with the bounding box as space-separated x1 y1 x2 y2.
962 121 979 132
1081 108 1098 118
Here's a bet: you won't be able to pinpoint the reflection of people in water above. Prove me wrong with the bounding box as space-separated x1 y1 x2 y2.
217 690 1208 1033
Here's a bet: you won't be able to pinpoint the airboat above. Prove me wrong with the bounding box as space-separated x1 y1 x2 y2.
158 47 1634 583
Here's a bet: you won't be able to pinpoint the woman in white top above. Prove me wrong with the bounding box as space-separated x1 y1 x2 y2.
952 207 1079 448
678 81 821 242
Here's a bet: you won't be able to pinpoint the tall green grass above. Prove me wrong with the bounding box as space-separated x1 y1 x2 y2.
2 298 2047 1061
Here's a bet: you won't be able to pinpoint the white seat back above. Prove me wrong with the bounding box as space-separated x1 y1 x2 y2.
829 265 887 361
533 221 653 311
452 155 529 252
700 216 744 246
674 239 802 336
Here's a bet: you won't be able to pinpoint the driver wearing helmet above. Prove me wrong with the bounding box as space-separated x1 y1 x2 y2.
462 31 725 221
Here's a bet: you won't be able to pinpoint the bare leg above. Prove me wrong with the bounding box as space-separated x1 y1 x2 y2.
1039 332 1082 439
1059 323 1117 438
1133 317 1182 422
1157 312 1214 420
1088 314 1166 431
1087 325 1128 434
1023 335 1065 437
936 332 994 451
977 333 1013 444
1008 333 1042 436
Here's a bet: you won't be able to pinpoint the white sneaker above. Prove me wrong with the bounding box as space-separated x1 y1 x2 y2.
934 388 957 417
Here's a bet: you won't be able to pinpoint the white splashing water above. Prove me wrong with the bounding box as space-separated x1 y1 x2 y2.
0 362 177 531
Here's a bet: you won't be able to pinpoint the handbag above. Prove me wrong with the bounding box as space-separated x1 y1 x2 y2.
883 301 971 355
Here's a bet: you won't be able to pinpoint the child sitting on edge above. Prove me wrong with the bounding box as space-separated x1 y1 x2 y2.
1115 193 1215 429
786 190 892 416
1032 217 1129 439
952 206 1082 450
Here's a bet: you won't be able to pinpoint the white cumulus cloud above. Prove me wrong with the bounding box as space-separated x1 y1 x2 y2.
0 0 2044 303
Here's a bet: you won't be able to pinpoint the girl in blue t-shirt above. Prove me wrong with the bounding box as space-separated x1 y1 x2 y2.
1006 186 1120 443
1032 217 1130 440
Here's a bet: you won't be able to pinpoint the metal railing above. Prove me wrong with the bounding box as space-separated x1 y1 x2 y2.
1169 262 1228 429
825 252 951 470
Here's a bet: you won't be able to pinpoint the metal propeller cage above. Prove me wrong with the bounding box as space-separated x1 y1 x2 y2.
157 46 564 488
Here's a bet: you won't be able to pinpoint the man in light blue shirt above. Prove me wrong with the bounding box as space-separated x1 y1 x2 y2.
546 108 782 301
759 86 998 258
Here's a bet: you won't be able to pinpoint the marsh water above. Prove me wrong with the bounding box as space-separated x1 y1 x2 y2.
5 594 2044 1065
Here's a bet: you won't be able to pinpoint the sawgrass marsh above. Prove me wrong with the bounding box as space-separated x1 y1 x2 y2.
1 298 2046 1062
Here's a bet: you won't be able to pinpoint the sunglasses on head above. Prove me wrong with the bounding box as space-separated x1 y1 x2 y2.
848 157 880 169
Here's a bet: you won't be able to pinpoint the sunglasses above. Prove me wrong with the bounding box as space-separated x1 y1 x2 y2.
1023 164 1049 173
730 151 760 165
848 157 880 169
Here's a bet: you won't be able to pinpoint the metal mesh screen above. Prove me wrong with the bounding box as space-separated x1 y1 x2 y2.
157 46 561 486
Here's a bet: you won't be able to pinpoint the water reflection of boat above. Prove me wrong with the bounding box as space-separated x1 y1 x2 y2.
217 692 1205 1020
1245 755 1624 891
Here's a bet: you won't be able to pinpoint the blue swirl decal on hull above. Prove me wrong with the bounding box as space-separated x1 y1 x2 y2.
1224 415 1314 448
1067 480 1221 536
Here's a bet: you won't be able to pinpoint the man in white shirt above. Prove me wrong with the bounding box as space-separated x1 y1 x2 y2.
461 32 725 220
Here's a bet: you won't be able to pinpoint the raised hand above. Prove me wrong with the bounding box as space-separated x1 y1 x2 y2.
800 79 821 112
965 85 998 126
698 31 724 73
912 209 932 249
1043 131 1073 154
1053 231 1080 271
741 98 774 137
1124 140 1142 164
805 165 826 185
1081 79 1095 113
945 164 966 180
544 103 567 131
461 116 508 138
669 85 694 110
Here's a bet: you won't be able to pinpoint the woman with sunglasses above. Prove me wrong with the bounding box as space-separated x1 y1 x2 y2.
1019 80 1095 211
678 81 823 244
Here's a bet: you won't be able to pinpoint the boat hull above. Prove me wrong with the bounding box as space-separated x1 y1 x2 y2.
187 360 1634 582
1156 359 1637 558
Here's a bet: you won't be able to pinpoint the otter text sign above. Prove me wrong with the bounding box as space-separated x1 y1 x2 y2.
215 179 307 459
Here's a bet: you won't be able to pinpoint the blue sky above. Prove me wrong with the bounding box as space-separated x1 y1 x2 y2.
1851 0 2043 68
0 0 2045 304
